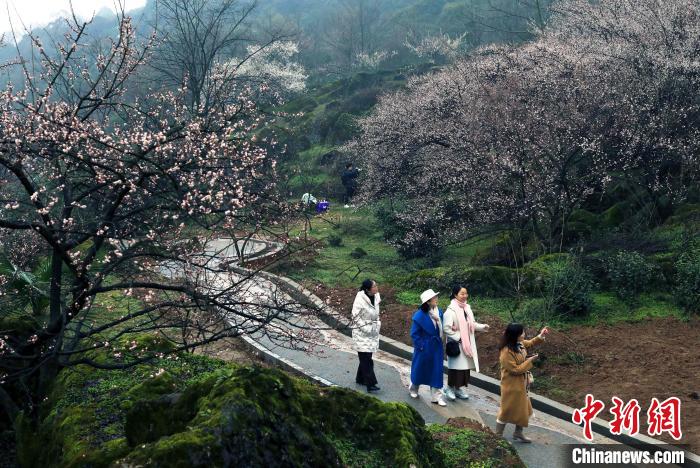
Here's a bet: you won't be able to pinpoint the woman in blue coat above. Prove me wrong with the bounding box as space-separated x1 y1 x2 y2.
409 289 447 406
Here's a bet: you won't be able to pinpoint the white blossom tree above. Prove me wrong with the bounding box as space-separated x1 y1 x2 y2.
225 41 307 96
349 0 700 256
404 32 466 63
0 11 314 423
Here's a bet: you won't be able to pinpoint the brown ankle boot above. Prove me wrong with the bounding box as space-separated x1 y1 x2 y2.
513 426 532 443
495 423 506 436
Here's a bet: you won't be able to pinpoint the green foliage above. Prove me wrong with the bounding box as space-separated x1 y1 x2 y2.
446 266 520 297
398 265 525 296
551 351 586 367
674 247 700 314
545 257 595 319
565 209 600 241
664 203 700 225
601 202 628 228
427 419 524 468
605 250 658 300
329 113 360 143
396 267 451 291
327 234 344 247
350 247 368 259
273 209 417 287
282 95 318 113
328 437 385 468
0 254 51 316
16 347 229 468
18 356 444 468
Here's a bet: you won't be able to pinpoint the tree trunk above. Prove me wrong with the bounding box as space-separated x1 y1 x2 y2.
48 249 63 324
37 250 64 401
0 385 20 425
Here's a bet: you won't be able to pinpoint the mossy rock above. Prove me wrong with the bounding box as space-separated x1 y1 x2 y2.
123 334 177 353
122 371 180 411
21 362 442 468
119 366 440 467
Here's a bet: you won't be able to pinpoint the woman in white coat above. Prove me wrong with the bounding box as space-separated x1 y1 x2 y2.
442 285 489 400
351 279 381 393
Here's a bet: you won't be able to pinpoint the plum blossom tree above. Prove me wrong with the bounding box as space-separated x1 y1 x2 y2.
149 0 294 112
349 0 700 257
0 12 312 422
225 41 307 96
404 32 466 63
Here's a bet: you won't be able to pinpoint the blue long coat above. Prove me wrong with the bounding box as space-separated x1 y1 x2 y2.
410 309 444 388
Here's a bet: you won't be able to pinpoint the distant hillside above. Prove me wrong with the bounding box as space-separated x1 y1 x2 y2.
268 63 441 199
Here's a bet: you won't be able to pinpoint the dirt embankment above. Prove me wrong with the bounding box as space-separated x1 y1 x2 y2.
317 284 700 452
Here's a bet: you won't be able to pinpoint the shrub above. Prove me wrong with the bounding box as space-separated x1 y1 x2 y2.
396 267 450 291
328 234 344 247
605 250 657 300
446 266 519 297
329 113 359 143
545 258 594 318
427 418 524 467
519 299 551 324
374 205 445 260
675 249 700 314
350 247 367 259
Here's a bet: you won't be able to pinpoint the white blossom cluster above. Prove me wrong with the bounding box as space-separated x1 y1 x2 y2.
227 41 307 94
404 32 466 62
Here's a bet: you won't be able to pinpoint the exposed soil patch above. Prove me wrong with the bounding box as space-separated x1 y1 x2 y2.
316 284 700 452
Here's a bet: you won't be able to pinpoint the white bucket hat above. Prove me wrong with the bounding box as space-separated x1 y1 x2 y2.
420 289 439 305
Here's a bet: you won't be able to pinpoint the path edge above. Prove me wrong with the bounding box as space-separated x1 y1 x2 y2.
238 334 336 388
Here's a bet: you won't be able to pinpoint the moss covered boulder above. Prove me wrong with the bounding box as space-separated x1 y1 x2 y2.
120 366 441 467
18 356 443 468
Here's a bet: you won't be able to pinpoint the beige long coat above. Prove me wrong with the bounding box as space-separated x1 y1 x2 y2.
442 303 488 372
496 335 544 427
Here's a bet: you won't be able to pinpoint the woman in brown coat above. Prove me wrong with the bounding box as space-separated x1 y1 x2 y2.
496 323 548 442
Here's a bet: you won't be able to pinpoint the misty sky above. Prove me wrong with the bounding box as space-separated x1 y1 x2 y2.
1 0 146 35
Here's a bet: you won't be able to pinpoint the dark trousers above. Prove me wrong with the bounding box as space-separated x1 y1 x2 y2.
356 352 378 387
448 369 470 388
344 185 356 204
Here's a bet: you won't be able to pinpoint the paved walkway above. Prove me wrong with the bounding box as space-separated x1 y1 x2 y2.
199 238 680 468
249 311 584 468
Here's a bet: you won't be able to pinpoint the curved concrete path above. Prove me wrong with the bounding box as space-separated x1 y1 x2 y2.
249 310 581 468
198 238 692 467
